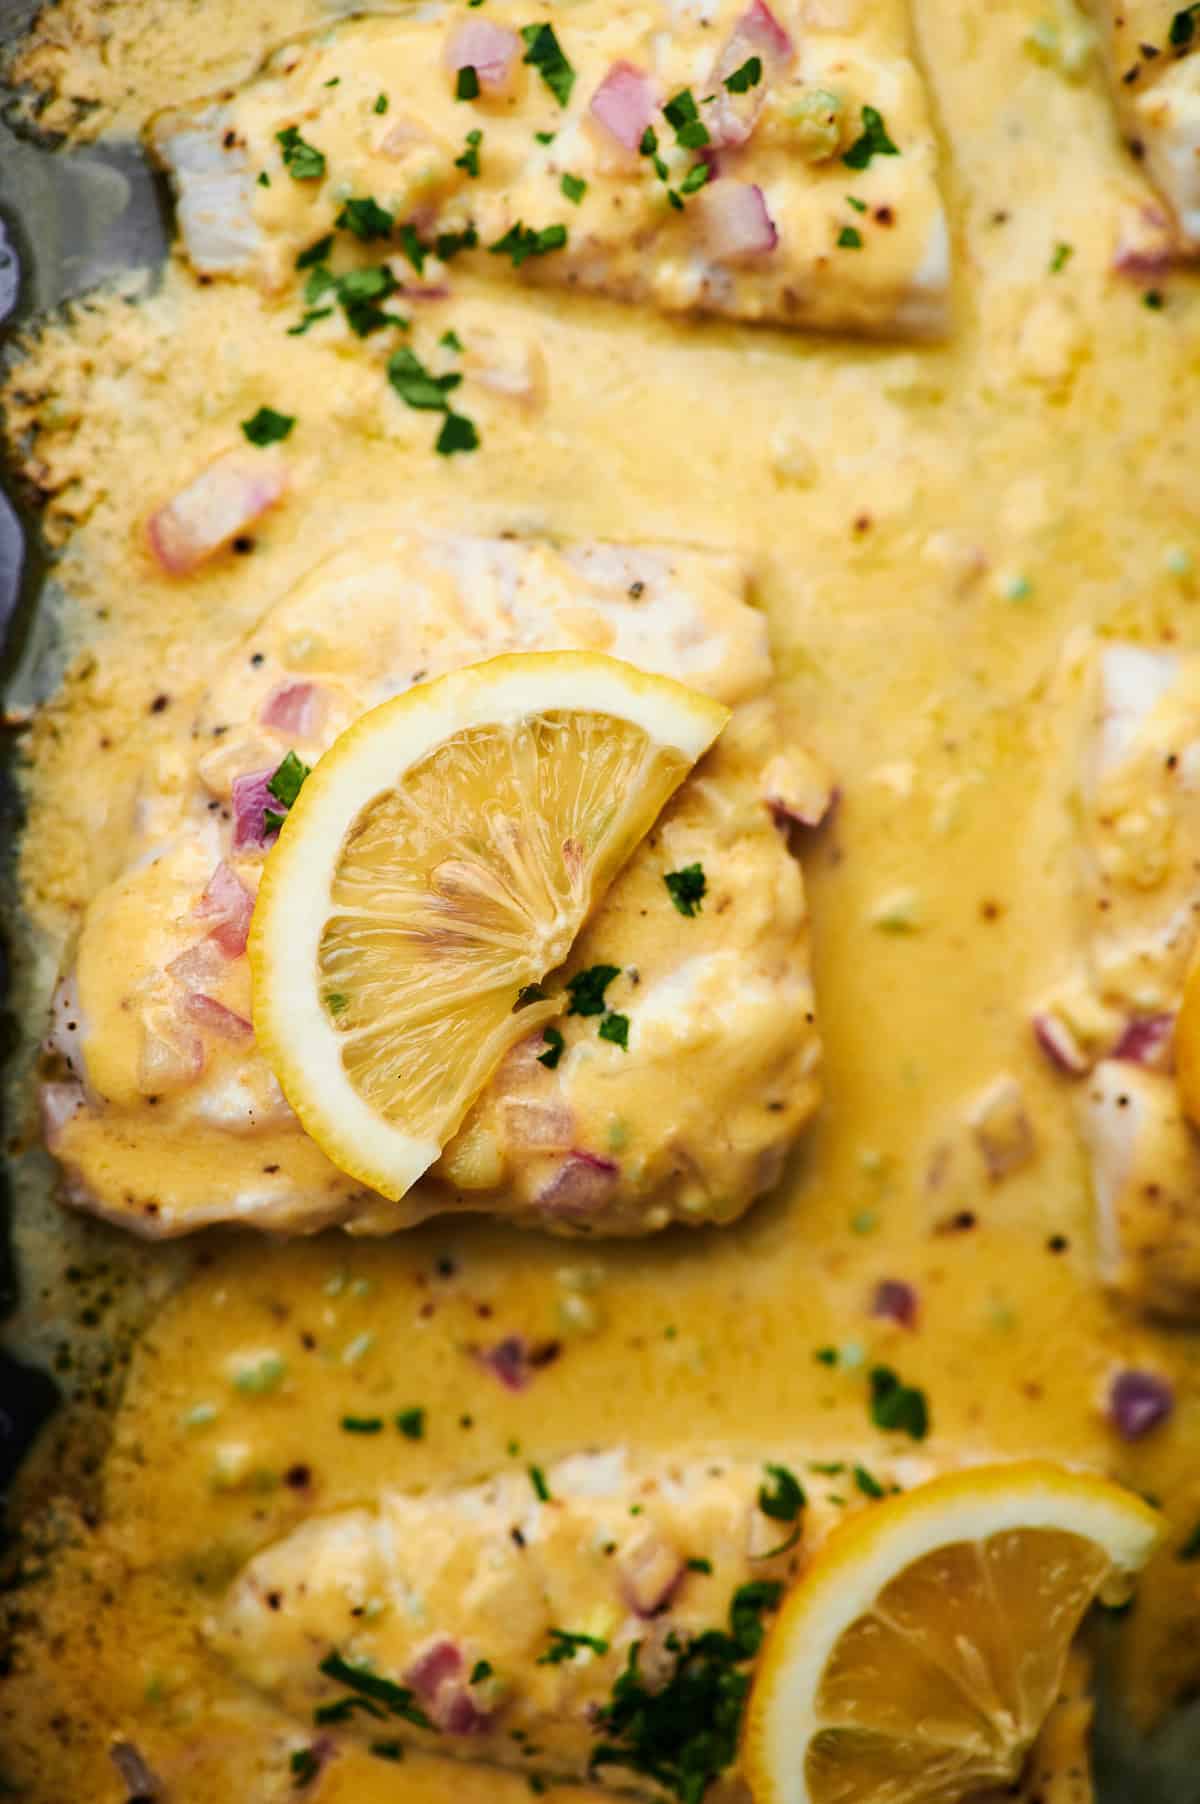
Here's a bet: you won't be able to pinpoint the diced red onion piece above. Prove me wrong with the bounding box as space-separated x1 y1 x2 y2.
167 938 228 991
109 1740 164 1802
1108 1368 1174 1441
146 451 287 576
735 0 794 63
698 183 778 263
476 1335 562 1391
40 1079 85 1146
194 860 255 957
870 1279 918 1328
589 60 657 154
1112 1013 1175 1071
619 1534 686 1617
438 1689 491 1735
232 768 279 851
406 1635 463 1702
707 2 793 147
537 1149 620 1217
1032 1012 1089 1077
260 681 322 738
443 19 521 94
1113 202 1176 277
184 994 254 1040
503 1098 576 1149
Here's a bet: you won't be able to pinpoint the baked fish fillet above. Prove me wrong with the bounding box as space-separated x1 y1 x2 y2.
40 530 828 1237
148 0 950 338
1096 0 1200 250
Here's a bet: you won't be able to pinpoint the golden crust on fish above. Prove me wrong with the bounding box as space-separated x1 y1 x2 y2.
147 0 951 338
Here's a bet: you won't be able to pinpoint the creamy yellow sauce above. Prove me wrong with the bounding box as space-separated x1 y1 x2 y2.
5 1 1200 1800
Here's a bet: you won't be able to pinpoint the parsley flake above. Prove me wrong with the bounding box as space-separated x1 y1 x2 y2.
680 161 711 195
456 128 484 177
374 93 390 114
724 55 763 93
268 750 311 808
318 1653 432 1730
758 1463 805 1522
398 223 426 274
521 22 576 107
599 1012 629 1050
470 1660 494 1684
566 964 620 1016
530 1464 551 1502
369 1741 404 1762
838 225 863 249
538 1026 565 1068
1049 241 1073 274
1171 6 1200 50
276 125 327 181
290 1747 320 1787
561 171 588 204
538 1628 610 1665
396 1406 425 1439
842 105 899 170
296 233 334 269
686 1557 713 1574
387 348 462 410
437 413 480 457
868 1365 929 1440
242 405 295 446
341 1415 384 1434
488 220 568 266
336 195 394 241
664 864 706 917
440 329 465 352
846 194 867 212
456 64 481 101
853 1464 885 1499
664 87 710 149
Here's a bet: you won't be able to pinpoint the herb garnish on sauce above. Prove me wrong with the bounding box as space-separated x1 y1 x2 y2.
317 1652 433 1729
521 23 576 107
842 105 900 169
276 125 327 180
538 1628 611 1664
566 965 620 1016
869 1364 929 1440
242 406 295 446
664 864 706 916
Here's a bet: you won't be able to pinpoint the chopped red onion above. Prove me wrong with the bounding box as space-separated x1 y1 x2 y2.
698 183 779 263
406 1635 463 1701
184 994 254 1040
1108 1369 1174 1441
109 1739 163 1801
232 768 279 850
503 1098 576 1149
537 1150 620 1217
194 860 255 958
1113 202 1175 277
1031 1012 1089 1077
146 451 287 576
589 60 657 154
870 1279 918 1329
476 1335 561 1390
443 19 521 94
261 681 322 738
1112 1013 1175 1072
734 0 793 62
619 1534 686 1617
707 1 793 147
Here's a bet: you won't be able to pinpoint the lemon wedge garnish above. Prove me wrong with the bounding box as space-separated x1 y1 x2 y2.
743 1461 1162 1804
248 651 728 1202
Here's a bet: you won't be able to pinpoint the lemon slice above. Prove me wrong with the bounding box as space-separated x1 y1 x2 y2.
248 651 728 1201
743 1461 1162 1804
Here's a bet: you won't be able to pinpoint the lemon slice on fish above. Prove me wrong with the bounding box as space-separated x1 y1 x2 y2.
743 1461 1162 1804
249 651 728 1202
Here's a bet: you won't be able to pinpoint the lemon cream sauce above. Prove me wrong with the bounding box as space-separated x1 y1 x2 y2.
4 0 1200 1799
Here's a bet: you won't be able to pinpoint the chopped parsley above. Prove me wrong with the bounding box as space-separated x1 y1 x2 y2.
276 125 327 181
724 55 763 93
1177 1519 1200 1561
868 1365 929 1441
599 1012 629 1050
758 1463 805 1522
566 964 620 1016
663 88 710 150
853 1464 885 1499
1050 241 1073 273
809 1460 845 1475
521 22 576 107
456 128 484 177
258 171 271 187
396 1406 425 1439
456 64 481 101
369 1741 404 1761
436 413 480 456
530 1463 551 1502
679 162 711 195
242 405 295 446
535 129 557 144
664 864 706 916
515 981 548 1008
489 221 568 266
336 195 395 241
1171 6 1200 50
337 265 408 337
398 223 427 274
838 225 863 249
538 1628 611 1664
814 1346 838 1366
440 329 464 352
1145 289 1166 310
846 194 867 212
435 224 480 260
318 1653 432 1730
387 348 479 456
290 1746 320 1787
470 1660 494 1684
590 1581 782 1802
374 93 390 114
561 171 588 204
686 1557 713 1574
538 1026 565 1068
268 750 311 808
341 1415 384 1433
842 105 899 170
296 233 334 269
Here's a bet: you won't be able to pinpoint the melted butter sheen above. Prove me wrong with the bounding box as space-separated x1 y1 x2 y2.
4 0 1200 1799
